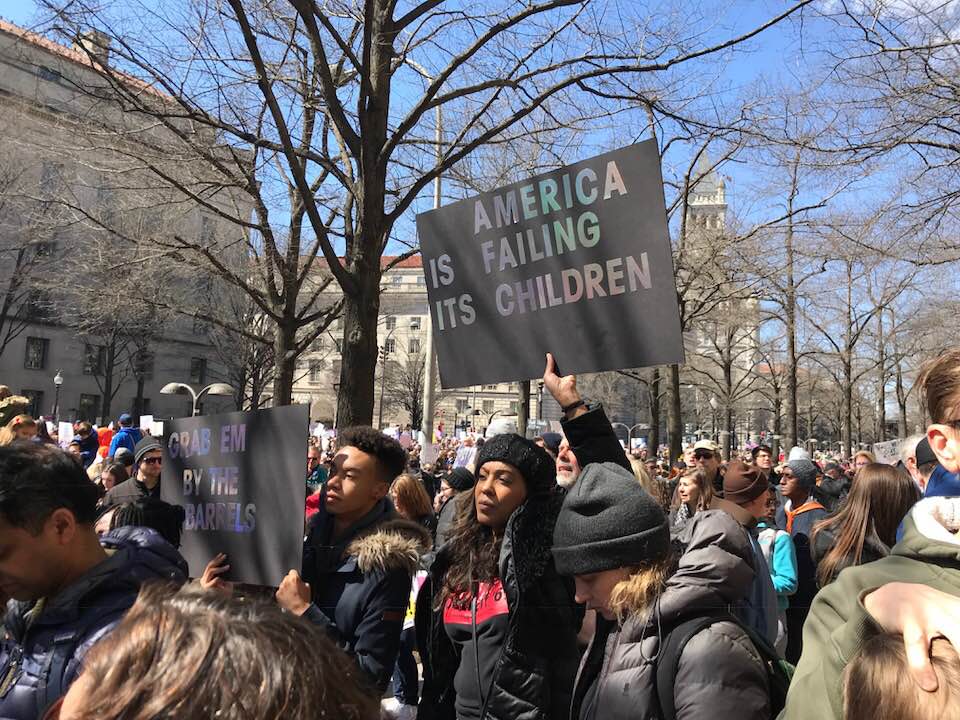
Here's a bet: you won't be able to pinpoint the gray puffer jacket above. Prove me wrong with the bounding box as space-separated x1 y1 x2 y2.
570 510 770 720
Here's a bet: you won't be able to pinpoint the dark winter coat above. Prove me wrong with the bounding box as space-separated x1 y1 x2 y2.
434 494 460 549
775 498 828 610
74 432 99 469
301 497 431 694
101 475 159 508
571 510 770 720
810 524 891 587
560 404 631 473
0 526 187 720
815 477 849 512
417 489 582 720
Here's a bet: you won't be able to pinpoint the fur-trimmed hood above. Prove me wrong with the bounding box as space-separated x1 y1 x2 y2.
347 517 432 576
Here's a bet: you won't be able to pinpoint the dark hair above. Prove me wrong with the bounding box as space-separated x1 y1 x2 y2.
752 445 772 458
65 584 378 720
0 442 100 531
111 498 187 548
101 463 128 487
812 463 920 587
338 426 407 483
437 489 504 609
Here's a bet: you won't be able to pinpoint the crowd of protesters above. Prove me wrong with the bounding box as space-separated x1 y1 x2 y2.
2 350 960 719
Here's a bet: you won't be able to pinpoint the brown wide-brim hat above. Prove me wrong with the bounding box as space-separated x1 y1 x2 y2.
722 460 767 504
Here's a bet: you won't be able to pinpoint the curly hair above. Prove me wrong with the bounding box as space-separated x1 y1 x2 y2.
436 490 500 609
337 426 408 483
63 584 378 720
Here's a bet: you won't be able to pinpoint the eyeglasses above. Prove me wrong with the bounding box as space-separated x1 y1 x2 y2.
693 452 714 460
141 456 162 465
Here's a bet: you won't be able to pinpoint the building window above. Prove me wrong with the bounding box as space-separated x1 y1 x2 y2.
391 275 403 286
384 338 396 355
410 316 421 331
192 317 208 335
83 344 105 375
22 290 53 322
385 316 397 331
416 275 425 286
309 360 322 384
78 394 100 422
482 384 498 390
482 399 495 414
334 339 342 353
408 338 421 354
509 401 519 413
456 398 469 413
190 357 207 384
39 66 62 83
310 336 324 352
134 352 154 380
34 240 57 258
21 390 44 417
24 337 49 370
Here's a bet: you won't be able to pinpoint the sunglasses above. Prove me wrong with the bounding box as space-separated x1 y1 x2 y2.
693 452 714 460
141 456 162 465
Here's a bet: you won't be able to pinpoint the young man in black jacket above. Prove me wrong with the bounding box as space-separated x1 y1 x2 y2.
276 427 430 693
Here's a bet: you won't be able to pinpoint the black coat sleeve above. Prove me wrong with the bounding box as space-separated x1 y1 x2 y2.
560 404 630 472
302 566 410 693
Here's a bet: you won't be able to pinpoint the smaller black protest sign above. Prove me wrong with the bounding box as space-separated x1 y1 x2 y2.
162 404 309 586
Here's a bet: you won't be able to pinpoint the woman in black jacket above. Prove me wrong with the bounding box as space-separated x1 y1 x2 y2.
417 434 581 720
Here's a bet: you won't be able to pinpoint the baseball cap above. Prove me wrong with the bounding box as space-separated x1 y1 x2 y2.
693 439 720 454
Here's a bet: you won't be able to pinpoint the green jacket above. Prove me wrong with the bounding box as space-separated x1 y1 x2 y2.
779 496 960 719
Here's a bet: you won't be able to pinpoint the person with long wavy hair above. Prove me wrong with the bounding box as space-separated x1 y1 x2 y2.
811 462 920 588
416 434 580 720
668 466 714 533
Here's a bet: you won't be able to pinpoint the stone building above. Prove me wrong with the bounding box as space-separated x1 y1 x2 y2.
0 19 240 422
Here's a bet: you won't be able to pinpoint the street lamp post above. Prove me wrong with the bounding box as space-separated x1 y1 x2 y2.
52 370 63 421
160 382 235 417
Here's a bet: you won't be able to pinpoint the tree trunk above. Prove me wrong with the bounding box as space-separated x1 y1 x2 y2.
134 376 146 417
876 310 886 441
668 364 682 460
649 368 661 452
271 316 298 407
896 358 908 437
723 405 733 461
100 340 117 420
843 357 853 459
784 155 800 450
517 380 530 437
337 272 382 427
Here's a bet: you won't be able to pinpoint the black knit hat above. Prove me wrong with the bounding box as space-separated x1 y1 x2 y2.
475 433 555 495
447 466 476 492
552 462 670 576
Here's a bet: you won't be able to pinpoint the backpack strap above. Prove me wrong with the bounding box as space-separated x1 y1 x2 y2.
35 598 130 717
655 613 729 720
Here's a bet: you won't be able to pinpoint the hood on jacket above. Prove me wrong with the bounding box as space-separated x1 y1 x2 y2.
347 518 432 575
895 496 960 564
654 509 755 622
36 526 187 624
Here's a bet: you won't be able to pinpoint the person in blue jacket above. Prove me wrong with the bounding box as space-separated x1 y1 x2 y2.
107 413 142 458
274 426 431 694
756 494 798 657
0 442 187 720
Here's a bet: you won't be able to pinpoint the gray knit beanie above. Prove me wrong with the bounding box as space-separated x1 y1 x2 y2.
552 462 670 576
788 458 818 489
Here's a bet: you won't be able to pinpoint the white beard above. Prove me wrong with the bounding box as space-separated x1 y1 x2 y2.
556 471 578 489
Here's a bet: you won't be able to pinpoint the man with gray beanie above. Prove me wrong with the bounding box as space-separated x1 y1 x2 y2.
102 435 163 507
776 457 827 663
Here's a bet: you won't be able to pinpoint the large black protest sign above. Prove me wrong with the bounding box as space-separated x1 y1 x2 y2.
161 404 308 586
416 141 684 387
